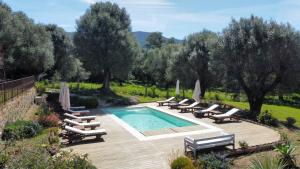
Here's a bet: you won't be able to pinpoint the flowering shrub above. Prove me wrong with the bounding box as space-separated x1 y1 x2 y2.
38 114 60 128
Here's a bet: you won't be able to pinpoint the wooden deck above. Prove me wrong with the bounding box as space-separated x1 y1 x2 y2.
65 103 280 169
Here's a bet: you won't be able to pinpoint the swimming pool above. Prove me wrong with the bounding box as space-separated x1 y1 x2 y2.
103 107 196 132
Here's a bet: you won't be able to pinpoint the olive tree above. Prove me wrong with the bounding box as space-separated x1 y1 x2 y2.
145 32 164 49
74 2 138 93
220 16 300 117
169 30 218 98
45 24 89 81
5 12 54 78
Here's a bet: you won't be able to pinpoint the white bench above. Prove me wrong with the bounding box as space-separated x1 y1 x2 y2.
184 133 235 158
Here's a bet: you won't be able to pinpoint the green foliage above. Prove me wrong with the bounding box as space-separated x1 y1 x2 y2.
220 15 300 116
249 156 286 169
4 146 96 169
74 2 139 91
258 111 279 126
275 143 296 168
197 153 229 169
170 156 196 169
1 120 42 141
285 117 296 127
71 96 99 109
238 140 249 149
4 11 54 78
145 32 164 49
169 30 218 97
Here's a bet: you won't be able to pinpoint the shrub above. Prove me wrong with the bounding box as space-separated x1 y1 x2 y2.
238 140 249 149
197 153 229 169
36 104 52 116
38 114 60 128
170 156 196 169
1 120 42 141
258 111 279 126
71 96 98 109
285 117 296 127
275 143 296 168
4 146 96 169
249 156 286 169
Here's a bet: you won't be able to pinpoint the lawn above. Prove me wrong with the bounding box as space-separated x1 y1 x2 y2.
224 101 300 127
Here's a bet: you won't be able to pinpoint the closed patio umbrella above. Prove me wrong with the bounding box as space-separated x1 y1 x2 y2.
175 80 180 95
192 79 201 102
59 82 65 104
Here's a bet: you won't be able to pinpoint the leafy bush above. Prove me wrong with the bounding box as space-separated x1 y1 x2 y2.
4 146 96 169
38 114 60 128
275 143 296 168
36 104 52 116
238 140 249 149
197 153 229 169
170 156 196 169
258 111 279 126
285 117 296 127
71 96 98 109
249 156 286 169
1 120 42 141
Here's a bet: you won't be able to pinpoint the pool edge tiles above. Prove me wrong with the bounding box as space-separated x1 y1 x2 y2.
103 106 222 141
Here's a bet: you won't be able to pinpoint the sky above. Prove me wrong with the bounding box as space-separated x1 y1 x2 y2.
4 0 300 39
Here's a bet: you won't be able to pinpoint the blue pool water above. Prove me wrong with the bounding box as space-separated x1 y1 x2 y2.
104 107 196 132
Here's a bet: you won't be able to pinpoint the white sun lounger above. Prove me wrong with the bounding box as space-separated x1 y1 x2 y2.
211 108 240 123
168 99 189 109
178 102 200 112
67 108 90 114
64 113 96 122
64 125 107 143
64 119 100 129
184 133 235 158
194 104 220 117
156 97 175 106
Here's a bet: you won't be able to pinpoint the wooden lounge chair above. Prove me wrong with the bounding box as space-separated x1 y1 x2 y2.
178 102 200 113
63 126 107 144
64 113 96 122
184 133 235 158
64 119 100 130
194 104 220 117
156 97 175 106
211 108 240 123
168 99 189 109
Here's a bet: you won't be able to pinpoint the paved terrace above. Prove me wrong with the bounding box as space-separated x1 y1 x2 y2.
66 102 280 169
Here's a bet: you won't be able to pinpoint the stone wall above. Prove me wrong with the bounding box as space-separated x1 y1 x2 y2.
0 88 36 130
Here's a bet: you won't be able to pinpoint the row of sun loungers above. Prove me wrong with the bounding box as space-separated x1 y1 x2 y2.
62 108 106 144
156 97 240 123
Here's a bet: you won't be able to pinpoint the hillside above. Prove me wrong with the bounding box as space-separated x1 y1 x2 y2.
67 31 182 48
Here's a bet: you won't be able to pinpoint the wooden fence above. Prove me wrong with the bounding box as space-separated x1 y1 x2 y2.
0 76 35 104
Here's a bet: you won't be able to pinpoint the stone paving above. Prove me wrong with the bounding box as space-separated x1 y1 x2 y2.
65 102 280 169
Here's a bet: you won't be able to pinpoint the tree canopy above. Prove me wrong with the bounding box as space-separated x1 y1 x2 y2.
74 2 138 93
145 32 164 49
169 30 218 97
220 15 300 117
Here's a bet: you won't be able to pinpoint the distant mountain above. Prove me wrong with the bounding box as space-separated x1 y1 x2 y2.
67 31 182 48
132 31 182 47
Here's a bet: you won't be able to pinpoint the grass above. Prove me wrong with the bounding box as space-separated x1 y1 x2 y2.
224 101 300 127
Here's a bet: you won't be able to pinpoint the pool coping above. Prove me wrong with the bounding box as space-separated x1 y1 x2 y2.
102 105 223 141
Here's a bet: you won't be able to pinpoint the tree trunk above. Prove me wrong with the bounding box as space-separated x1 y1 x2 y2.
200 83 206 98
248 96 264 119
100 69 112 94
